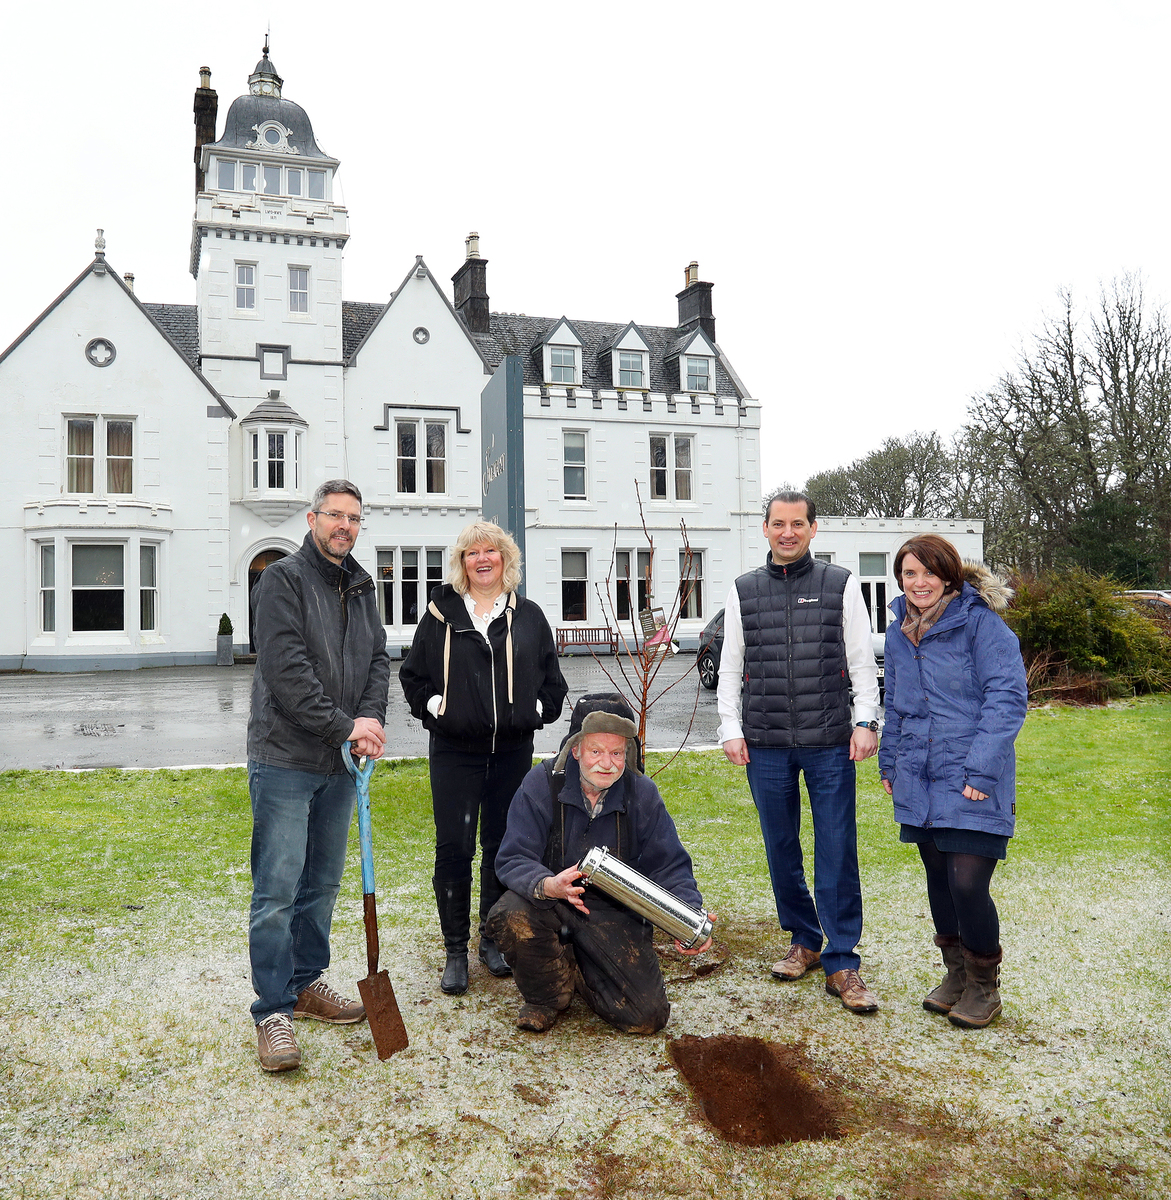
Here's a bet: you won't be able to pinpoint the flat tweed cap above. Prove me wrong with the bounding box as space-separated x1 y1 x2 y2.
553 710 641 774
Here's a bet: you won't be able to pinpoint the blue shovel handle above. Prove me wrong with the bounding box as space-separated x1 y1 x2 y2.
342 742 377 897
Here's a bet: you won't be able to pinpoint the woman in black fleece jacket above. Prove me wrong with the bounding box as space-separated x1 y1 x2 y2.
399 521 567 995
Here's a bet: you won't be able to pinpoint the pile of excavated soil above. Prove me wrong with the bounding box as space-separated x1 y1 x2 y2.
668 1034 844 1146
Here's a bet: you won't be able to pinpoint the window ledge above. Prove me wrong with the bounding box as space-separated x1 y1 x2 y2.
238 496 309 527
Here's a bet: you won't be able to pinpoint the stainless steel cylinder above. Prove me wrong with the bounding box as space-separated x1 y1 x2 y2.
577 845 712 949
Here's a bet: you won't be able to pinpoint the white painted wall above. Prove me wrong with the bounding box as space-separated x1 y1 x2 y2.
1 267 231 668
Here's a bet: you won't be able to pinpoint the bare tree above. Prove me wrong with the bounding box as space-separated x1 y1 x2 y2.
585 481 704 773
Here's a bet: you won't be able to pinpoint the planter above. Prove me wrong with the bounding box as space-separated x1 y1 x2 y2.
216 634 234 666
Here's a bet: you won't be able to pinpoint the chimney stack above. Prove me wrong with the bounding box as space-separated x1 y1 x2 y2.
676 260 715 342
452 231 490 335
123 272 135 293
193 66 218 195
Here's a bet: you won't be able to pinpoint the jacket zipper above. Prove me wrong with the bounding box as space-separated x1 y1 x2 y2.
488 635 498 754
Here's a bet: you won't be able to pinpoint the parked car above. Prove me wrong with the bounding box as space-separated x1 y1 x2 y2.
697 607 886 699
1123 589 1171 610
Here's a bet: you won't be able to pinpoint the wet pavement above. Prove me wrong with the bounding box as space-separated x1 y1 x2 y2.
0 654 724 771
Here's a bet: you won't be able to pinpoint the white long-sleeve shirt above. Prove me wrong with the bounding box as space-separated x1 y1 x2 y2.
715 567 881 744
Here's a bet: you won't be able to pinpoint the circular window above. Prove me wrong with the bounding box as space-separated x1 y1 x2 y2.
413 327 430 345
264 127 281 145
85 338 116 367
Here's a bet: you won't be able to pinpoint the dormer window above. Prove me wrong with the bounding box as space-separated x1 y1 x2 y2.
686 356 711 393
550 347 577 385
619 351 645 388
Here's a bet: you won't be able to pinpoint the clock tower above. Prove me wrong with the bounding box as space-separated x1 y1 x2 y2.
191 42 351 526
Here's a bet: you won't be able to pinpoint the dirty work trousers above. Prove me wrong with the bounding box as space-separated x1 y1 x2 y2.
485 890 670 1033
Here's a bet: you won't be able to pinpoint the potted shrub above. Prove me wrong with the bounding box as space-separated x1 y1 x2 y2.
216 613 234 666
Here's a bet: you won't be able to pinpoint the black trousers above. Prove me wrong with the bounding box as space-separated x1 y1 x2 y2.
485 889 671 1034
429 737 534 929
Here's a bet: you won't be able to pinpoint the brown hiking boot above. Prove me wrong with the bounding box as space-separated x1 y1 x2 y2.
948 946 1003 1028
257 1012 301 1072
923 934 967 1014
294 978 366 1024
517 1003 560 1033
824 968 879 1014
770 944 822 980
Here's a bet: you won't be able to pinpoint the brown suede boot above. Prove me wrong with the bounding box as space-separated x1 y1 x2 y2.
923 934 966 1014
948 945 1003 1028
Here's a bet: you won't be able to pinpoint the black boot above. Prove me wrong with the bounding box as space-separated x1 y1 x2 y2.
478 937 512 977
433 877 471 996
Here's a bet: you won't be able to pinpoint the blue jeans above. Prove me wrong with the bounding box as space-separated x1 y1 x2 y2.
248 761 356 1021
745 744 862 976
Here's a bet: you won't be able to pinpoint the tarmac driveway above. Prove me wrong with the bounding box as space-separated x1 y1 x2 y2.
0 654 724 771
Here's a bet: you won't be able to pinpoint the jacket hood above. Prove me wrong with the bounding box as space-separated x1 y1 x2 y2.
960 561 1013 613
890 560 1013 624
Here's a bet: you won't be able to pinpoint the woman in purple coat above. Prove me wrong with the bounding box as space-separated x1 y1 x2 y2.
879 534 1027 1028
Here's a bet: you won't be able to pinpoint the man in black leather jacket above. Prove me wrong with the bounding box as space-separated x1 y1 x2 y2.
247 480 391 1072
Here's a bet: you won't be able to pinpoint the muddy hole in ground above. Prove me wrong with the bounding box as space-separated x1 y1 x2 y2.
668 1034 843 1146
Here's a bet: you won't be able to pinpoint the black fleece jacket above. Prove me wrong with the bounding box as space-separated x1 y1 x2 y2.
247 532 390 773
399 584 567 754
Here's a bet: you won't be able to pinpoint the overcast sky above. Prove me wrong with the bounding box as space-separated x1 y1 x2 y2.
6 1 1170 490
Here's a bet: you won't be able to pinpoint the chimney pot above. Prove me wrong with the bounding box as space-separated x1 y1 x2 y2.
686 261 699 286
123 272 135 292
199 66 212 88
466 232 481 260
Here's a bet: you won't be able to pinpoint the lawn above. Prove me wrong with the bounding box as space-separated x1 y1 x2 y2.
0 700 1168 1199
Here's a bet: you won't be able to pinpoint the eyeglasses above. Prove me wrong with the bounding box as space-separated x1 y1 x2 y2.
314 509 363 527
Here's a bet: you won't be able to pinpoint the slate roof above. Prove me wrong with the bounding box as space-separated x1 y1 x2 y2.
241 396 308 426
342 302 385 362
152 298 745 399
143 303 199 368
486 314 743 398
207 95 330 160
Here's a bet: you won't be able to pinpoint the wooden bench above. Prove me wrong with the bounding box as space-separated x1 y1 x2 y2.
556 626 618 655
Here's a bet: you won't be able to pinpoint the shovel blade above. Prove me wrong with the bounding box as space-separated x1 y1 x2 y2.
357 970 409 1059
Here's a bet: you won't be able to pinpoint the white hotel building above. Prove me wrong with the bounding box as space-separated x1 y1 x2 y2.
0 47 981 671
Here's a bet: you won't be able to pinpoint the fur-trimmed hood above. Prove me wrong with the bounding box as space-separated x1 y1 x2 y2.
960 560 1013 614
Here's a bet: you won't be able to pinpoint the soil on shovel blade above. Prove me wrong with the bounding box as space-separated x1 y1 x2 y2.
668 1034 844 1146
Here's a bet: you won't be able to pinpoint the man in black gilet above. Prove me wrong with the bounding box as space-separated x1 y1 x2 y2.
717 490 881 1013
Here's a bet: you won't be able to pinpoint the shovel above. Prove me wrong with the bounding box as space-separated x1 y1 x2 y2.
343 744 409 1059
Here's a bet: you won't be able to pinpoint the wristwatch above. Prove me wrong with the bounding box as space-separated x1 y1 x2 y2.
855 720 879 732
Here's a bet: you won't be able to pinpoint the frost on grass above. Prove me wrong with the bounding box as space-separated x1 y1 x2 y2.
1 857 1170 1200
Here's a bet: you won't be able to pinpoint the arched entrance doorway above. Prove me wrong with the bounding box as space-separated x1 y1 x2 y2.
248 549 289 652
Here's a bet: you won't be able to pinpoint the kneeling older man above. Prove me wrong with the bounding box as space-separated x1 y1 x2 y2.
486 707 712 1034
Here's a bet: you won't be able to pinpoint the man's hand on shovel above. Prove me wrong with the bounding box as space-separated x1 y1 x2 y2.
348 717 386 760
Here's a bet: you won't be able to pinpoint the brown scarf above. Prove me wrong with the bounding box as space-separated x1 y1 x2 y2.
901 589 958 646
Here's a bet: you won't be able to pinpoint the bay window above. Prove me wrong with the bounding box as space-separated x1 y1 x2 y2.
249 427 301 493
39 544 55 633
72 544 124 632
